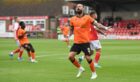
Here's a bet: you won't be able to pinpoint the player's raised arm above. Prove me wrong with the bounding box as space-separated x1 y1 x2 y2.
95 27 107 36
93 20 110 31
89 11 112 31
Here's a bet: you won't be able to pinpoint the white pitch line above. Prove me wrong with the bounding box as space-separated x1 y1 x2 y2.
36 54 66 58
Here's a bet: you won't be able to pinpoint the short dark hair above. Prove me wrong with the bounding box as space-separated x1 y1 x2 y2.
90 11 97 16
19 21 25 29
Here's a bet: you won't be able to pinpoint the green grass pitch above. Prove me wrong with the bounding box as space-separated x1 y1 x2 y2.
0 38 140 82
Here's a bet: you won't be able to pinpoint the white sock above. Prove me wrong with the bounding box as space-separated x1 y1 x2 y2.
92 72 97 75
81 56 84 60
10 52 14 54
94 62 98 65
79 66 83 69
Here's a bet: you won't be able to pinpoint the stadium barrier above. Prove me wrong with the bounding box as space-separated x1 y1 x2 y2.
99 34 140 40
0 16 58 39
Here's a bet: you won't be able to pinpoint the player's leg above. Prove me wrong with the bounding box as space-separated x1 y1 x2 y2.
82 43 97 79
22 43 37 63
63 36 70 48
28 43 37 62
78 42 94 63
78 50 94 64
17 40 24 61
69 52 80 68
10 48 20 55
78 55 84 64
94 48 101 68
21 44 31 61
68 44 84 78
66 39 70 48
85 55 97 79
93 40 102 68
27 52 32 61
13 41 24 61
9 48 20 59
17 47 24 61
9 40 21 59
22 44 30 58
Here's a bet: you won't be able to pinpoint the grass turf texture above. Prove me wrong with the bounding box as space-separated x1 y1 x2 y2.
0 38 140 82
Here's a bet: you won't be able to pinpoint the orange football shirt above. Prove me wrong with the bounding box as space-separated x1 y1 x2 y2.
70 15 94 44
61 26 70 36
17 28 29 45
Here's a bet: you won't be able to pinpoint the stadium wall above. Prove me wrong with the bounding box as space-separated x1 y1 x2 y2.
101 11 140 20
0 0 65 16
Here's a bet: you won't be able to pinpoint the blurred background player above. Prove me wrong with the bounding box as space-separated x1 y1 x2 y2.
9 16 24 61
79 11 108 68
17 21 37 63
60 23 70 48
68 4 97 79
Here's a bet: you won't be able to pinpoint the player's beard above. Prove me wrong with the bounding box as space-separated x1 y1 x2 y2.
21 26 25 30
75 9 83 15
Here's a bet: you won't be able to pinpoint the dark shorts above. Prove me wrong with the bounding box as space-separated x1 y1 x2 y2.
22 43 35 52
70 43 91 56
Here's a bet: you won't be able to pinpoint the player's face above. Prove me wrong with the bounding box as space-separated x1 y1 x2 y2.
91 14 97 19
21 26 25 29
15 18 20 22
75 4 84 14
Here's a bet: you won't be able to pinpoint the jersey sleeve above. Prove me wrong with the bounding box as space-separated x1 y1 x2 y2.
88 15 95 23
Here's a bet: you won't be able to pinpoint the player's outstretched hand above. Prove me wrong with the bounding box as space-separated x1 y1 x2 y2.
107 27 114 32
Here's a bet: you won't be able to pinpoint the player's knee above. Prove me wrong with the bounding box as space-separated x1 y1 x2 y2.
68 56 75 63
87 59 92 64
31 50 35 53
26 48 30 52
86 58 92 64
68 52 75 62
85 56 92 64
20 47 24 51
25 47 30 52
20 50 24 52
31 48 35 53
68 55 73 60
96 48 101 52
29 44 35 53
90 50 94 55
